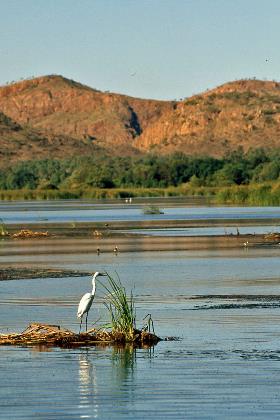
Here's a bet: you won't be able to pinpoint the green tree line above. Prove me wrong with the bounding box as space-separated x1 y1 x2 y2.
0 148 280 190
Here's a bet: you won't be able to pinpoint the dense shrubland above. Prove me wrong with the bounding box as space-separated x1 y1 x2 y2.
0 148 279 204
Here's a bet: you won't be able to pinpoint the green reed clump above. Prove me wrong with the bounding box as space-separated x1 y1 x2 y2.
143 205 164 214
100 273 136 342
0 218 8 236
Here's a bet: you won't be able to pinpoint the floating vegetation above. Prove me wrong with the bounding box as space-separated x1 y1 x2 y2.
12 229 49 238
143 205 164 215
93 229 103 237
264 232 280 241
0 323 161 348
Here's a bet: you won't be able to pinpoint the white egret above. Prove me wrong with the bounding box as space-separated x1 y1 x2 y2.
77 272 105 333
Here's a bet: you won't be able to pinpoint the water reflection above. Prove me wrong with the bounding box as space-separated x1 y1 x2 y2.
2 200 280 224
78 352 99 419
76 345 155 419
111 345 136 384
1 228 280 418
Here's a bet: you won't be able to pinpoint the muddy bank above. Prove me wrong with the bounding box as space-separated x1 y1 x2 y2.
0 234 278 280
0 267 91 281
0 233 278 258
4 219 280 238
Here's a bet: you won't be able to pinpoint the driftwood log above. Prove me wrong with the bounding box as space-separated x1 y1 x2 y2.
0 323 161 348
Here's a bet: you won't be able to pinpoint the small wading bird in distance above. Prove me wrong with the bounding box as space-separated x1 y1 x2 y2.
77 272 105 333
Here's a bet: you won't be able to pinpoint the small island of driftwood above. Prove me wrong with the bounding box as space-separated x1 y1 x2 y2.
0 323 161 348
0 272 161 348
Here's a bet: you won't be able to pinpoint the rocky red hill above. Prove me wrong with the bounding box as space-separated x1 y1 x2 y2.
0 76 280 165
0 75 171 157
0 109 100 164
136 79 280 156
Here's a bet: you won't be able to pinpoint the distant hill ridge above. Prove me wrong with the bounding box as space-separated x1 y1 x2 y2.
0 75 280 165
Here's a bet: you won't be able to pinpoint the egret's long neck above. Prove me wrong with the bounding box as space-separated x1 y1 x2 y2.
91 279 96 295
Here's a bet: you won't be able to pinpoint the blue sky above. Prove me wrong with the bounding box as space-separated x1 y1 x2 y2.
0 0 279 99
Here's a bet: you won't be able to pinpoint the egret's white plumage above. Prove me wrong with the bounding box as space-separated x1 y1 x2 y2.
77 292 94 318
77 272 104 333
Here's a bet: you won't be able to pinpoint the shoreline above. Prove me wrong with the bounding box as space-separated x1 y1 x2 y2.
3 217 280 237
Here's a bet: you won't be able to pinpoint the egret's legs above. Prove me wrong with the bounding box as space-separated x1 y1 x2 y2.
86 313 88 332
79 317 83 334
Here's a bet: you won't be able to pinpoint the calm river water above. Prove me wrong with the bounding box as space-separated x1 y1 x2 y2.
1 198 280 224
1 200 280 419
